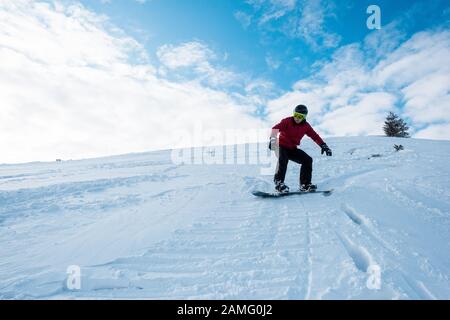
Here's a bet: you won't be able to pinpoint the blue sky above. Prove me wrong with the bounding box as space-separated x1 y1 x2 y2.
78 0 449 90
1 0 449 163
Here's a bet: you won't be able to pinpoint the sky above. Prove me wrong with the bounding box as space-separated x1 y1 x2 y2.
1 0 449 163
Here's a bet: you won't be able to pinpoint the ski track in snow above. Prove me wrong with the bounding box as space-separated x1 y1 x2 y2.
73 198 313 298
336 232 374 276
0 137 449 299
333 201 442 299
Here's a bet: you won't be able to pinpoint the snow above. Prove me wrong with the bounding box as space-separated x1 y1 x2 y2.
0 136 449 299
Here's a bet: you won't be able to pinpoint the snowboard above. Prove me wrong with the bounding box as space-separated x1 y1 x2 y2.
252 189 333 198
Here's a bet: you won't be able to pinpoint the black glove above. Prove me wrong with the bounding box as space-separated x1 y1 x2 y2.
268 137 277 151
320 143 332 156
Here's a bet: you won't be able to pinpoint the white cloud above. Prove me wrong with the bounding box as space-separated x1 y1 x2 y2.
402 72 450 124
373 31 450 88
375 30 450 135
363 22 405 62
234 11 252 29
156 41 247 88
245 79 275 94
265 28 450 140
246 0 341 50
157 42 215 69
0 0 265 163
290 0 341 50
258 0 296 24
317 92 396 136
265 55 281 70
1 1 448 165
415 123 450 141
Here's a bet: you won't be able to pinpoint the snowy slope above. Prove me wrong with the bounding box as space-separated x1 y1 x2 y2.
0 136 449 299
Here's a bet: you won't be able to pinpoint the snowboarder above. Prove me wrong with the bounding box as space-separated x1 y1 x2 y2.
269 104 332 193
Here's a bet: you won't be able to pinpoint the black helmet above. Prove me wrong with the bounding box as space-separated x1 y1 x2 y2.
294 104 308 115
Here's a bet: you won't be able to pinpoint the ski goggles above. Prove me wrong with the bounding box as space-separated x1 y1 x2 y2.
293 112 307 120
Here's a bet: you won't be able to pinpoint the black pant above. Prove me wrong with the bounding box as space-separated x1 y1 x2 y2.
274 146 313 186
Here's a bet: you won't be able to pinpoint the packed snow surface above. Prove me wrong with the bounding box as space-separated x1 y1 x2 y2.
1 136 449 299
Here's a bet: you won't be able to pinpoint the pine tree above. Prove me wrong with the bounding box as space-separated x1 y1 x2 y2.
383 112 410 138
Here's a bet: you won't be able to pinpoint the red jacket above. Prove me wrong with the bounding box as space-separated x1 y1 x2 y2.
272 117 324 149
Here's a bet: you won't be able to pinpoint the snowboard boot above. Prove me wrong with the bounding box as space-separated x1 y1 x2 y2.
275 181 289 193
300 183 317 192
